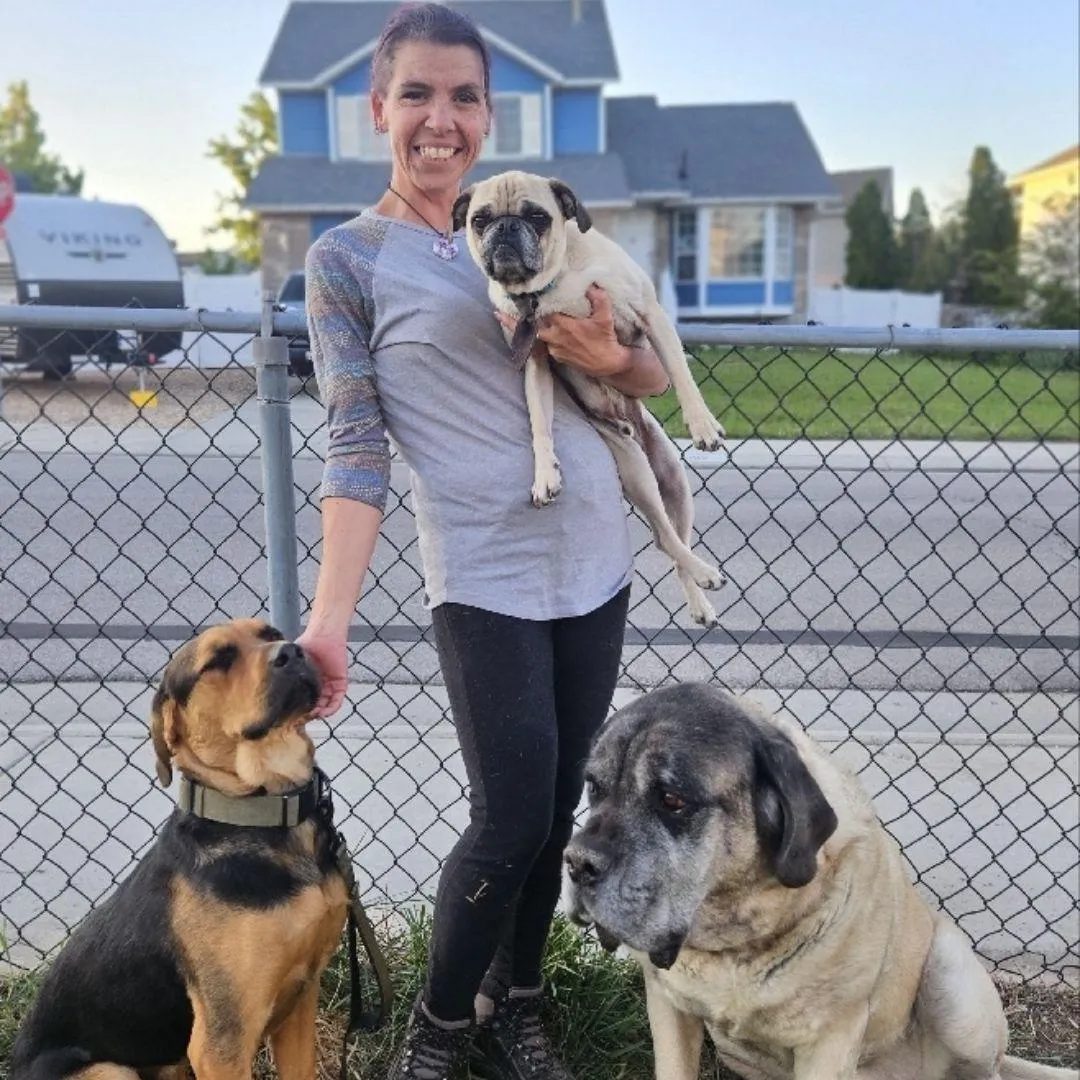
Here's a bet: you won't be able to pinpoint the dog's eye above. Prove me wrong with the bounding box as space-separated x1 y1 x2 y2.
202 644 239 674
472 211 491 231
584 775 604 801
659 791 688 814
525 209 550 230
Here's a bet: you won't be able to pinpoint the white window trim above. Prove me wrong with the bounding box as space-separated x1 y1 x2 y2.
485 92 543 160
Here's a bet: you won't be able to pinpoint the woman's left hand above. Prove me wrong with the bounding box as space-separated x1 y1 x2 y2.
496 284 628 377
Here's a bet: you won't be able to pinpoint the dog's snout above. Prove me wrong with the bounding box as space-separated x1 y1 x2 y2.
274 642 304 668
565 843 608 886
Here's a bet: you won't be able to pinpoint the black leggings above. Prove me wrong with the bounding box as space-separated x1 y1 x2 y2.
423 585 630 1022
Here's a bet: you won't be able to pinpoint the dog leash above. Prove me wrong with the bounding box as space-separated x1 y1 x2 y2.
333 833 394 1080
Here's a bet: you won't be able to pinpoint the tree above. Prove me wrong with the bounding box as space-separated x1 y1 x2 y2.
960 146 1021 308
844 179 898 289
896 188 938 292
1023 195 1079 329
0 80 83 194
206 91 278 266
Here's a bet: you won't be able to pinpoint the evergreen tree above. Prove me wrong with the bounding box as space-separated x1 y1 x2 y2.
844 180 898 289
897 188 937 292
960 146 1022 307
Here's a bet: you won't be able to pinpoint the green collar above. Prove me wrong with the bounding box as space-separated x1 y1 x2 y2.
176 771 321 828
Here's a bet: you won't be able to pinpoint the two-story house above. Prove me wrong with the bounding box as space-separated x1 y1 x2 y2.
249 0 840 322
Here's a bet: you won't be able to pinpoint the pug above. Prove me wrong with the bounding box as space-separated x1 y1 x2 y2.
565 683 1079 1080
453 171 726 628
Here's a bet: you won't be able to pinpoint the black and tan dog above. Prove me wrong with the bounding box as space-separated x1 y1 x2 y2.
12 619 350 1080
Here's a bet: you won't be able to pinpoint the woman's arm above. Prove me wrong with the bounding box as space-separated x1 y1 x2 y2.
296 232 391 718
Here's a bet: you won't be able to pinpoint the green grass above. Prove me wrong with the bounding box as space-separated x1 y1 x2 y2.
4 912 1077 1078
651 347 1080 441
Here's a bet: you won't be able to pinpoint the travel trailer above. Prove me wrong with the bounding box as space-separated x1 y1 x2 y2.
0 194 183 378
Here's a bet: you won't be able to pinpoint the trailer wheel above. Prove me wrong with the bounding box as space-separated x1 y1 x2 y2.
37 350 73 380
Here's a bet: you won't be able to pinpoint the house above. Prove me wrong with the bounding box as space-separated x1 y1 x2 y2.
1008 144 1079 238
810 167 893 290
249 0 840 321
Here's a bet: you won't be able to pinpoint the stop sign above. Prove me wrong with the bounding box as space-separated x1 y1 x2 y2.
0 164 15 224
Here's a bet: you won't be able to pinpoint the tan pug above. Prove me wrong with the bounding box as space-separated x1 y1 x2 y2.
11 619 351 1080
453 171 726 628
565 683 1078 1080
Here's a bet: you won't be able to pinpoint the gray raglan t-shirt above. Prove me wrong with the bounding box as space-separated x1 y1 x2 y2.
305 209 633 621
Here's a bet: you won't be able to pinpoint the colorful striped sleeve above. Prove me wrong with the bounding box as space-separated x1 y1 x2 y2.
305 224 391 511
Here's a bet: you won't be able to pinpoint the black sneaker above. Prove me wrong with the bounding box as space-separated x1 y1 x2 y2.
472 989 575 1079
387 998 473 1080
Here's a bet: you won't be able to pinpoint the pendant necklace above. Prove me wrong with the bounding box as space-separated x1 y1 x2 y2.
386 184 459 261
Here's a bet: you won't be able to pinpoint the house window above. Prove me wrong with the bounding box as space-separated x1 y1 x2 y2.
673 210 697 281
774 206 794 279
709 206 765 278
488 93 543 158
335 95 390 161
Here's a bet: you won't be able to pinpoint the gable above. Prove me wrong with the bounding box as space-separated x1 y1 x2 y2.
260 1 618 87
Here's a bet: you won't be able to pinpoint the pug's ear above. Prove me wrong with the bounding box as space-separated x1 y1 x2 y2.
548 179 592 233
452 186 475 233
751 727 837 888
149 684 178 787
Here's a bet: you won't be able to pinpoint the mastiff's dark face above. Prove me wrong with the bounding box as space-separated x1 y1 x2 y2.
564 684 837 969
453 170 592 291
150 619 322 796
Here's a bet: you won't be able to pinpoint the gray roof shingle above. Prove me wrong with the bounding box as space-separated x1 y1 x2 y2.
605 96 838 202
246 152 632 210
260 1 618 85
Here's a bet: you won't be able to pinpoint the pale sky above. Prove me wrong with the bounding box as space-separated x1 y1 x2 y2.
3 0 1077 251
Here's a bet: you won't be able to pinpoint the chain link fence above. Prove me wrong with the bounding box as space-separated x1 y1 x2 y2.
1 304 1077 988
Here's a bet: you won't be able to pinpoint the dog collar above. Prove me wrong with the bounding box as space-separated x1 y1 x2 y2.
176 770 324 828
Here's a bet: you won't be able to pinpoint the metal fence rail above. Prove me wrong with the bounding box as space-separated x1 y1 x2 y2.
1 304 1077 986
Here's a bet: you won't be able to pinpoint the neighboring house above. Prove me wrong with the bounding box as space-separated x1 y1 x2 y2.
1008 144 1079 237
809 167 893 290
249 0 840 321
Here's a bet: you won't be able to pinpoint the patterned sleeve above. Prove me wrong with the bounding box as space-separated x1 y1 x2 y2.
305 228 391 512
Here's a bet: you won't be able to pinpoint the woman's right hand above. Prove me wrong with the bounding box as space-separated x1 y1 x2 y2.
296 627 350 718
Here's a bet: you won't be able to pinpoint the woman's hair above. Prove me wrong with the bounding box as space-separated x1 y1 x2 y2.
372 3 492 104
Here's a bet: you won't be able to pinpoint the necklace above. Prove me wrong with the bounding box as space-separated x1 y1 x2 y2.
387 184 459 261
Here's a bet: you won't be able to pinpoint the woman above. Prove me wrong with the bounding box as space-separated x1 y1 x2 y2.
296 5 668 1078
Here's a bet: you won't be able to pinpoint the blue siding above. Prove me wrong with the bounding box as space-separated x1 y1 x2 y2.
311 214 354 241
280 92 329 155
490 51 546 92
773 280 794 306
676 283 699 307
553 88 601 154
706 281 766 306
332 61 370 96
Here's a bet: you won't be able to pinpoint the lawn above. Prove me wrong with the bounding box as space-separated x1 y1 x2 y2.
650 347 1080 441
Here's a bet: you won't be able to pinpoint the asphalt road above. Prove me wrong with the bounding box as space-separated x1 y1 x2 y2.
2 404 1078 975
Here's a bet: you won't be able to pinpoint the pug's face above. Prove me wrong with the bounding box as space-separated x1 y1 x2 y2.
150 619 322 796
453 171 592 291
564 684 838 970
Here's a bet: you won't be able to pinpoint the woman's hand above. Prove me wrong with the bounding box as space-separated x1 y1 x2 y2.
495 284 669 397
296 626 349 718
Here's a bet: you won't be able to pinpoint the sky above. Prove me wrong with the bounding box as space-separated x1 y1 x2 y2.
2 0 1077 251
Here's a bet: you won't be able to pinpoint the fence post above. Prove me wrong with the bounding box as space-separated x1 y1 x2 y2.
253 291 301 639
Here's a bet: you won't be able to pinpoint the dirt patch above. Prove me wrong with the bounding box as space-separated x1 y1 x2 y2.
1 364 316 433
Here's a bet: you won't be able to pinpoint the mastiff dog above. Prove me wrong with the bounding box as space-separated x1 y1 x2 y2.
565 683 1077 1080
12 619 355 1080
453 171 726 628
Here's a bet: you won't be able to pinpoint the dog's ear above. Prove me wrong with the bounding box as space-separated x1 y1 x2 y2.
548 179 592 233
149 681 181 787
452 186 474 233
751 727 837 888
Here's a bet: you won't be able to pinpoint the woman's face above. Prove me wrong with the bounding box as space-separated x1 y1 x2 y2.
372 40 489 203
